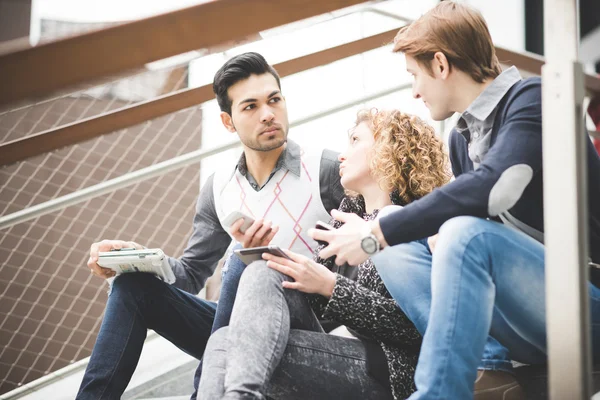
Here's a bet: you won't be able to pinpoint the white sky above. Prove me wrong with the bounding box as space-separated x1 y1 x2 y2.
32 0 211 22
31 0 524 48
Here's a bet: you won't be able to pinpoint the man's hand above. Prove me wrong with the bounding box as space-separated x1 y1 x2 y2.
230 218 279 248
88 239 144 279
309 210 380 266
262 250 336 297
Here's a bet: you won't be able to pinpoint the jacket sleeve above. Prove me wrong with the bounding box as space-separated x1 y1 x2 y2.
167 174 232 294
379 80 543 245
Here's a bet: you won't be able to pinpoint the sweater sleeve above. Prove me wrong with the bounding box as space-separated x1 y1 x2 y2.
379 80 543 246
167 174 232 294
313 275 421 347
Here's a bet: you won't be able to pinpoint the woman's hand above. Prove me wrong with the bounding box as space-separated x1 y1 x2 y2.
262 250 337 298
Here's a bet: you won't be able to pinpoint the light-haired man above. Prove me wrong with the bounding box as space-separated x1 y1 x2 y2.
312 2 600 399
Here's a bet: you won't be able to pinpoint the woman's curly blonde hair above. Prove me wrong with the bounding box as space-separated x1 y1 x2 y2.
355 108 451 204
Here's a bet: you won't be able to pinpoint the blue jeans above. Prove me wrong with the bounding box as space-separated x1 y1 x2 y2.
192 244 245 399
375 216 600 399
76 273 217 400
374 237 512 375
212 244 246 334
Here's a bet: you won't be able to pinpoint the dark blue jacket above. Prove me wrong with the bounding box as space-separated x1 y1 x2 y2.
379 77 600 270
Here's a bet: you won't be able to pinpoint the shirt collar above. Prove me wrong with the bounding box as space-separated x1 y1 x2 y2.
236 139 302 179
457 66 522 130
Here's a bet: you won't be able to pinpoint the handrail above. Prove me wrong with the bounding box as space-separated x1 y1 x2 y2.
0 0 368 108
0 28 399 167
0 83 412 231
2 4 598 169
495 47 546 74
496 46 600 96
4 31 599 168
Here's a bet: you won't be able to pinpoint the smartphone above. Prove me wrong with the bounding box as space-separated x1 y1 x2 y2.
234 245 292 265
223 210 255 234
314 220 335 247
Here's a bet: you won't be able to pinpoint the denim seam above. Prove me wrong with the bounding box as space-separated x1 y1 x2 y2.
428 245 464 400
478 359 513 370
471 230 548 366
287 343 367 362
436 228 514 396
468 228 543 280
98 301 141 400
259 281 286 395
155 292 214 322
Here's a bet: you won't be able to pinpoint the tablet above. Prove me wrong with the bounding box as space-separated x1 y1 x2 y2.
97 248 175 283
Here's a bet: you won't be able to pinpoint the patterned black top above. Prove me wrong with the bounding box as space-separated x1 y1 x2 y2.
308 195 422 400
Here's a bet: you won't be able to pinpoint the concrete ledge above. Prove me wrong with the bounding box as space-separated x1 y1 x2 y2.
516 365 600 399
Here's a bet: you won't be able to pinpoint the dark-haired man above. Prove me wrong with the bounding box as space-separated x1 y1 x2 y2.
76 52 345 400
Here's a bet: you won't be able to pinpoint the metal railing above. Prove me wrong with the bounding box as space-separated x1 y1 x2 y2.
0 83 411 231
0 2 599 168
0 28 400 166
0 0 369 108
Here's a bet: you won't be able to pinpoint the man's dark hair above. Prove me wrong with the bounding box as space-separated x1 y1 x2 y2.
213 52 281 115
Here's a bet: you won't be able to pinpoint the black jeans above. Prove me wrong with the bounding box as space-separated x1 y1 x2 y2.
76 273 217 400
197 261 393 400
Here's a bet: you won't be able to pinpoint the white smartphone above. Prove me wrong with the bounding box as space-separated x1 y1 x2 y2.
234 245 292 265
222 210 255 234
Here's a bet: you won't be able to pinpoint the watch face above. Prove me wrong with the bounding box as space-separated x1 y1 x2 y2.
361 236 378 254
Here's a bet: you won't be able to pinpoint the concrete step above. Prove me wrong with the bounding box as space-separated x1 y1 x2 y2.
136 397 189 400
123 359 196 400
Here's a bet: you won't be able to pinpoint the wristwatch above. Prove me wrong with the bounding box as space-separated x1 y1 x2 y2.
360 223 381 255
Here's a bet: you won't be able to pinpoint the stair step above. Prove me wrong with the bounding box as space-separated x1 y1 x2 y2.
136 397 190 400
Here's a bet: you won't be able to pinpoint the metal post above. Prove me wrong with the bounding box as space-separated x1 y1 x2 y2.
542 0 592 398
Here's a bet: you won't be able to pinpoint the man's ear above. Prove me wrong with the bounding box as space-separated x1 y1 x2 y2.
220 112 236 133
432 51 450 80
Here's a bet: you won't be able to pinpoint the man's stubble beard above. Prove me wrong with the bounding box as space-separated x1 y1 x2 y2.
241 126 289 152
